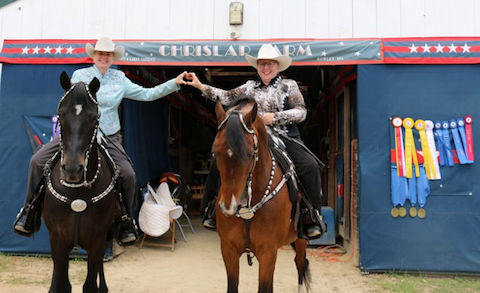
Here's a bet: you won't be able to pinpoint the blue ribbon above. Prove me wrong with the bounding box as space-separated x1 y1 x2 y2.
391 166 408 207
416 165 430 208
407 171 417 206
450 120 469 164
434 121 447 166
442 121 455 166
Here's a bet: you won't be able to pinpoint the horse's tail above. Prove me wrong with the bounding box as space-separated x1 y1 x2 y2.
291 241 312 292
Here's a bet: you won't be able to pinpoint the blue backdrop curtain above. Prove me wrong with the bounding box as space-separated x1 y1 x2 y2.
0 64 171 253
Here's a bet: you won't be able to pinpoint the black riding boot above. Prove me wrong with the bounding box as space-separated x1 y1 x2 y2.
202 199 217 230
13 185 44 237
305 209 326 239
118 216 138 245
201 159 220 230
13 205 38 236
117 192 138 246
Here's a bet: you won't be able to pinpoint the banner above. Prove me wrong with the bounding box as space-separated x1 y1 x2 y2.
0 39 382 65
383 37 480 64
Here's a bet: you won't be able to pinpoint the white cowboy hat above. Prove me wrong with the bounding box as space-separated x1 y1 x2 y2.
85 37 125 61
245 44 292 72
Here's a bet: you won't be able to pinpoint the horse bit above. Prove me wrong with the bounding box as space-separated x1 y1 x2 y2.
44 83 119 213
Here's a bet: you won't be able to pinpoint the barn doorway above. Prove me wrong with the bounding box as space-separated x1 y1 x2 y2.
119 64 357 248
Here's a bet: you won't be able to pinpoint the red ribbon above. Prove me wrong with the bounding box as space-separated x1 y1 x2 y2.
465 115 474 161
394 125 406 177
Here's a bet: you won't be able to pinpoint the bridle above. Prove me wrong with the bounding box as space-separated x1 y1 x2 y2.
44 83 119 213
217 108 291 220
57 83 101 188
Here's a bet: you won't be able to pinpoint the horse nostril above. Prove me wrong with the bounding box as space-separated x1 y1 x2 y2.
61 165 66 171
78 165 84 173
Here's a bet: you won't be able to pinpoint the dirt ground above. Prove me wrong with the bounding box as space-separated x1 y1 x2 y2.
0 216 377 293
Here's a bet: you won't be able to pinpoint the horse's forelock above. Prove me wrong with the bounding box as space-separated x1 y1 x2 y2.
225 112 248 161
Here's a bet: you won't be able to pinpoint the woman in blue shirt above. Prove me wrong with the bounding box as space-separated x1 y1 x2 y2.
14 37 188 245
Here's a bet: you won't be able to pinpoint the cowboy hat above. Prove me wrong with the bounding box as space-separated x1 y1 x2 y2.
245 44 292 72
85 37 125 61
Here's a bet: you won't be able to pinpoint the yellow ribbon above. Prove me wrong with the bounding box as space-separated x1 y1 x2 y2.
415 119 434 179
403 118 419 178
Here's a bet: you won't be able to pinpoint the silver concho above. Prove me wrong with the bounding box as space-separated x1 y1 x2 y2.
71 199 87 212
238 207 254 220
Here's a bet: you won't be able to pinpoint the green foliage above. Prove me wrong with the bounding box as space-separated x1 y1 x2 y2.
374 272 480 293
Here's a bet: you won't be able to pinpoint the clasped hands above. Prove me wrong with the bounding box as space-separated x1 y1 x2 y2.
174 72 274 125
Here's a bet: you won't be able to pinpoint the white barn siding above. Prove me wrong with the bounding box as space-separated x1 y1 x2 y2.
1 0 480 41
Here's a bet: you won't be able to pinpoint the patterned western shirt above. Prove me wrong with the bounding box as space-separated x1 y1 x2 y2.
202 75 306 137
71 65 180 136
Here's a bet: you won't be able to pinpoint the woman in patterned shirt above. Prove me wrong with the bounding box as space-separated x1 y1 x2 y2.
187 44 325 239
14 37 188 245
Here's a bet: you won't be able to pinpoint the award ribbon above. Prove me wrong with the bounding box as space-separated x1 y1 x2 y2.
416 165 430 219
390 117 408 218
392 117 406 177
402 118 419 178
425 120 441 179
407 171 417 217
415 119 435 180
464 115 474 162
450 120 469 164
434 121 447 166
442 121 455 166
51 115 60 140
457 118 468 160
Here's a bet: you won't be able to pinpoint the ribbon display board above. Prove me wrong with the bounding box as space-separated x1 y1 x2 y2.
389 115 474 219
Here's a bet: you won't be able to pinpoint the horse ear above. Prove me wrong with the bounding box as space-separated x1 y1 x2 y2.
215 101 226 125
60 72 71 91
89 77 100 95
244 101 258 126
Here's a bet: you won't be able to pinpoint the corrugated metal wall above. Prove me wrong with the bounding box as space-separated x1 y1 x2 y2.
1 0 480 41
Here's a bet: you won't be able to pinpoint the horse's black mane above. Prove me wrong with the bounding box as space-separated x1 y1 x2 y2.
225 98 255 162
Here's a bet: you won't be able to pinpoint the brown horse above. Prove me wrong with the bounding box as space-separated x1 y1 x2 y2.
42 72 118 293
213 99 311 293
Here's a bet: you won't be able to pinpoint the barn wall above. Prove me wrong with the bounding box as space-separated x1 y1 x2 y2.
1 0 480 41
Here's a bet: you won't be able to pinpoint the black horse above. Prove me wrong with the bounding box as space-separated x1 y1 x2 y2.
42 72 118 293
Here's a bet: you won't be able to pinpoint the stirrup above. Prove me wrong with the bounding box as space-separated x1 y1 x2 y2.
13 208 34 237
117 216 138 246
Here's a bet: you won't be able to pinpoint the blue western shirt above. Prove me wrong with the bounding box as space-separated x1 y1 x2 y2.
71 65 180 135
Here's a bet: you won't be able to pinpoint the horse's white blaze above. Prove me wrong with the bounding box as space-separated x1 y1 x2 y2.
75 104 82 115
225 195 237 215
227 149 233 158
